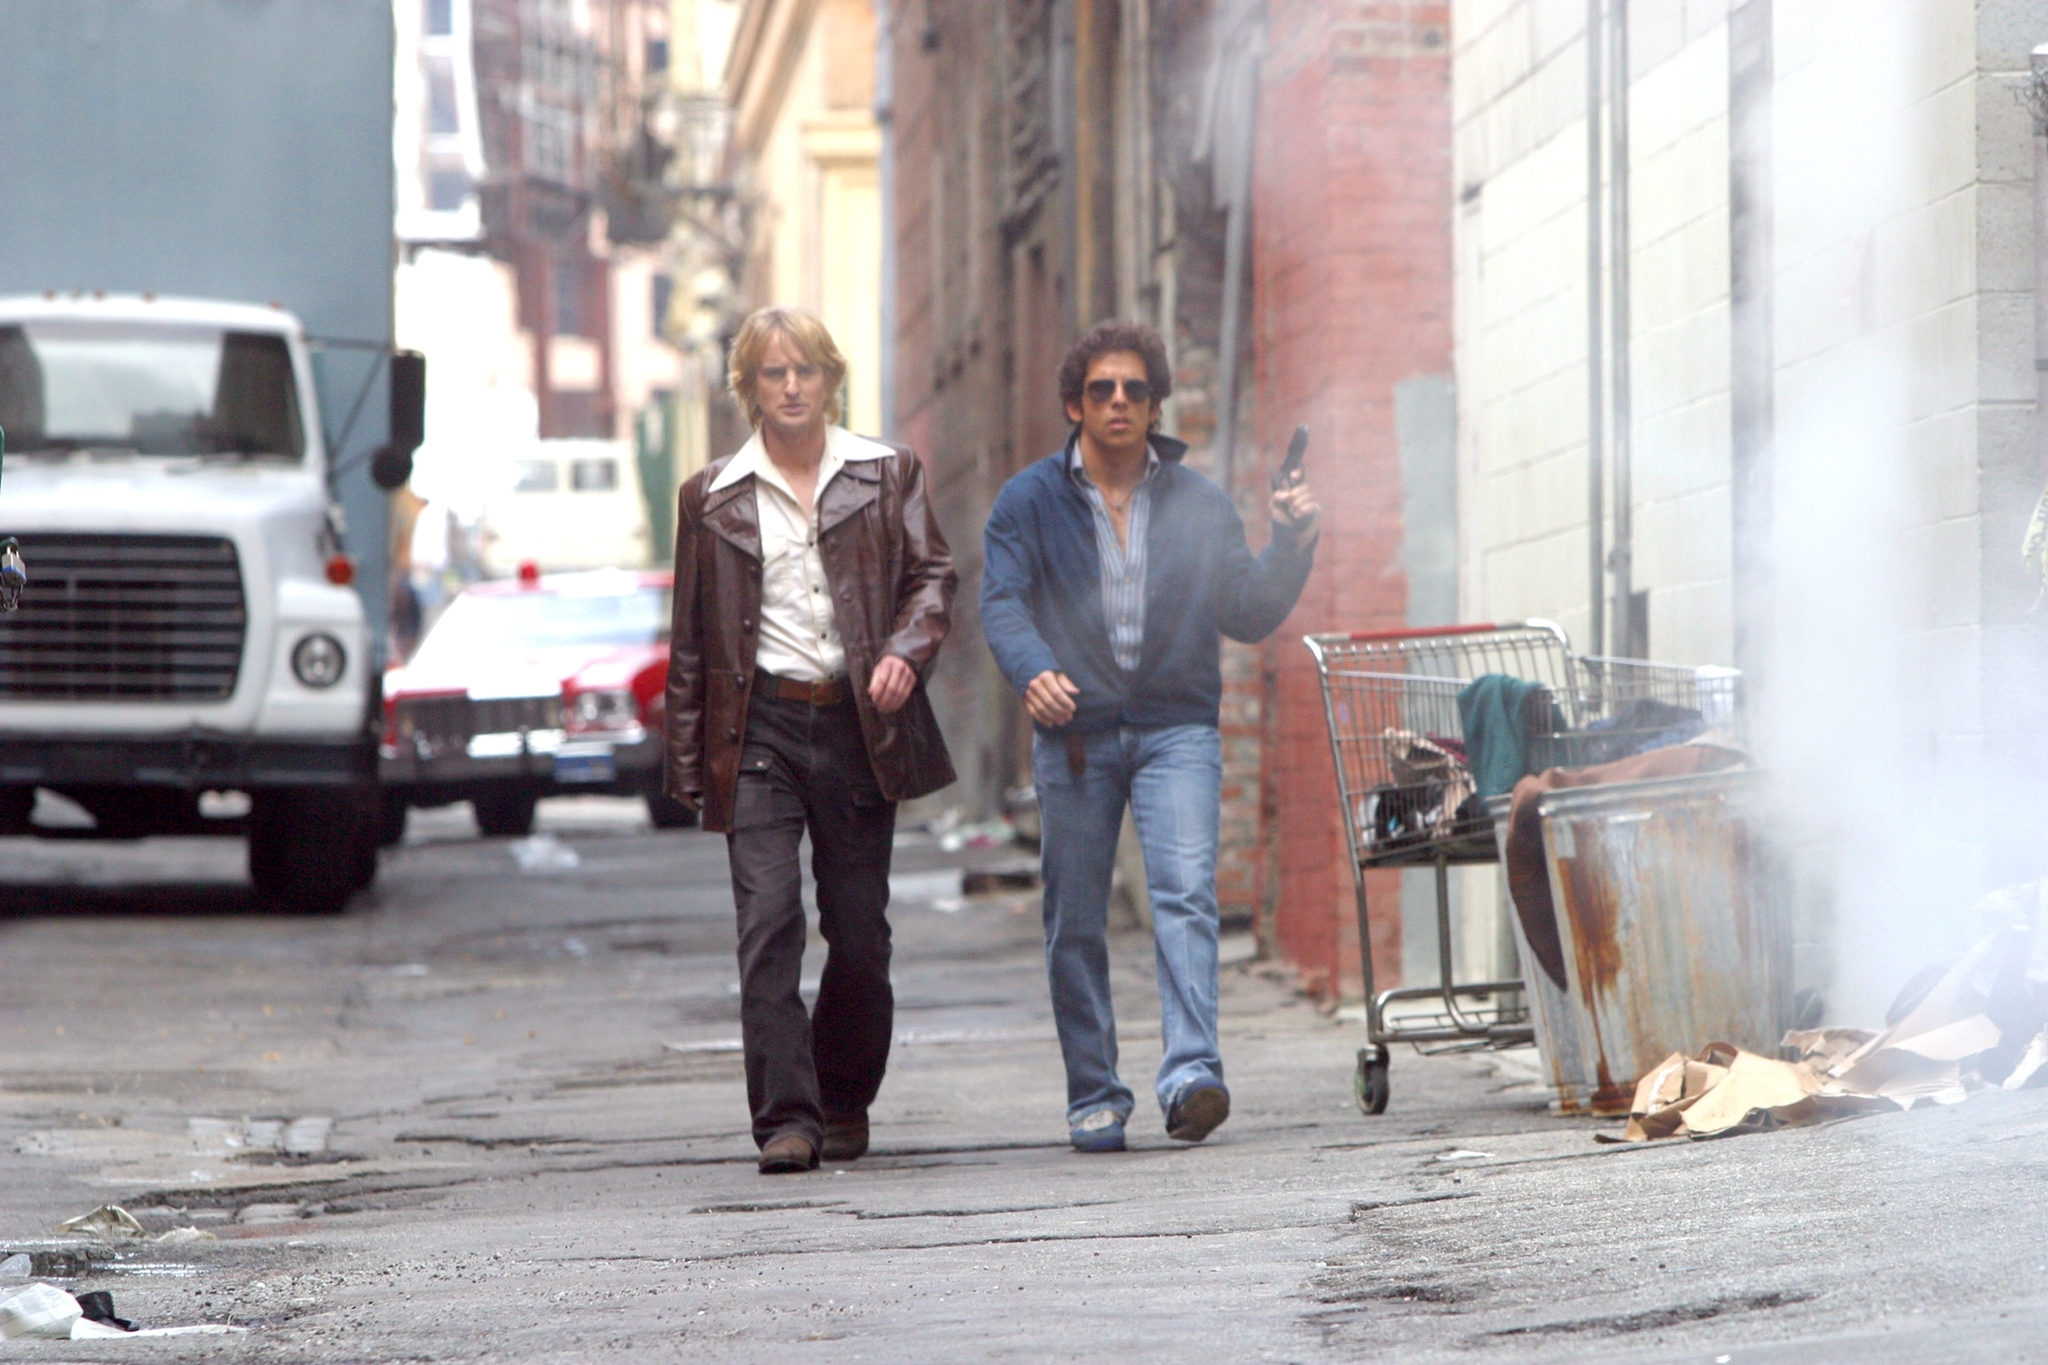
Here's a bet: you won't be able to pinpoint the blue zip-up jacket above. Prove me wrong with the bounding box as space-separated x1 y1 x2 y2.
980 433 1317 733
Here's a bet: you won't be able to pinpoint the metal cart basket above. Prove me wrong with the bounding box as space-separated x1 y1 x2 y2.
1305 621 1583 1114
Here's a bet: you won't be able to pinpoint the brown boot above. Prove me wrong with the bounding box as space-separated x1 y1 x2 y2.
757 1133 818 1174
821 1112 869 1162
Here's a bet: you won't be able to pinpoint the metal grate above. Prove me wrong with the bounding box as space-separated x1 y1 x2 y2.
0 534 247 700
471 695 560 735
394 693 560 760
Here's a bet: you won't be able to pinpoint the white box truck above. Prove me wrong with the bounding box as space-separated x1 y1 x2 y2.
0 4 416 912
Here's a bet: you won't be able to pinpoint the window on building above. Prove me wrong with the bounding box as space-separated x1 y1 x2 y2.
570 458 618 492
646 37 669 75
513 459 559 492
427 166 470 212
426 58 459 136
651 273 673 339
425 0 454 35
553 256 582 336
526 107 573 184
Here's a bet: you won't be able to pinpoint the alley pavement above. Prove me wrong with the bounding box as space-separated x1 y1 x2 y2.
2 798 2047 1363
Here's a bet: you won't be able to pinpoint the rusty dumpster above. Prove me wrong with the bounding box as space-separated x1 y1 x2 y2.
1530 768 1790 1115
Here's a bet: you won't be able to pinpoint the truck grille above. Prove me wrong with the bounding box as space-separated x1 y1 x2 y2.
0 534 248 700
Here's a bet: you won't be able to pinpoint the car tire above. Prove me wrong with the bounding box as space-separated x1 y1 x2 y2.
249 786 375 915
645 791 697 830
472 789 538 838
377 788 409 847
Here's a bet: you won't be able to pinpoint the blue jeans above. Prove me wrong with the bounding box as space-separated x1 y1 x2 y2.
1032 723 1224 1126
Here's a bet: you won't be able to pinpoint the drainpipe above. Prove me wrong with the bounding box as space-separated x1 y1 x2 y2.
2033 45 2048 525
1607 0 1635 655
1585 0 1606 658
1202 0 1262 496
1728 0 1774 685
876 0 897 438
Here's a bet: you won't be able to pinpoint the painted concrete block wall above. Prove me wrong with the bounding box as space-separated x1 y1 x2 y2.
1454 0 2041 1020
1453 2 1735 667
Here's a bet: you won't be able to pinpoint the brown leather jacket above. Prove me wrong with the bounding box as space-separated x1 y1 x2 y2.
662 440 958 831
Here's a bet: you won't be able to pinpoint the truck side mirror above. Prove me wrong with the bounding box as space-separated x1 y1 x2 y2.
389 350 425 452
371 351 426 491
370 443 412 490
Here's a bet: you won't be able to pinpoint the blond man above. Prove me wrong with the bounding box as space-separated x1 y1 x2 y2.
663 307 957 1173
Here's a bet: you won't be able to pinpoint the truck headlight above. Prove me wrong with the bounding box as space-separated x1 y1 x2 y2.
292 633 347 688
567 687 638 730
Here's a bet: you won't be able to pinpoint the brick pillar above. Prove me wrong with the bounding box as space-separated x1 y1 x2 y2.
1251 1 1452 1001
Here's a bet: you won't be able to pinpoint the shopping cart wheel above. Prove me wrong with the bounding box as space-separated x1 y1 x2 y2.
1354 1046 1390 1116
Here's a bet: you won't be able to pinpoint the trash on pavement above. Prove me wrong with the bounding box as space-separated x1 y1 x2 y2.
75 1290 135 1333
153 1227 215 1245
2 1282 245 1340
0 1283 81 1339
1608 886 2048 1141
935 817 1016 853
0 1254 29 1279
54 1205 146 1238
510 832 580 873
72 1321 247 1338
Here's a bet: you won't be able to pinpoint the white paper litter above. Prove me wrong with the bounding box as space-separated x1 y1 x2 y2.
70 1318 246 1339
510 833 580 873
153 1227 216 1245
0 1284 80 1339
55 1205 146 1238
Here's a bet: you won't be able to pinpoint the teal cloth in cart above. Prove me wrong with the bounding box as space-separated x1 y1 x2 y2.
1457 674 1548 799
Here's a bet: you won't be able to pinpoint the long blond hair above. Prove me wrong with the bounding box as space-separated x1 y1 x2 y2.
726 307 847 429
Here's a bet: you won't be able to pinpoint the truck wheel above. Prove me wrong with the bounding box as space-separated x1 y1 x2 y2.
378 788 409 847
472 789 537 838
645 791 697 830
248 787 375 914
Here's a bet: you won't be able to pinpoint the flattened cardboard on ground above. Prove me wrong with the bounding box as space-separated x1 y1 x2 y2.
1600 886 2048 1142
1603 1043 1901 1143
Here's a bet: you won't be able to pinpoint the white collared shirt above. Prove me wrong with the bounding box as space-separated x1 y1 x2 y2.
709 426 894 682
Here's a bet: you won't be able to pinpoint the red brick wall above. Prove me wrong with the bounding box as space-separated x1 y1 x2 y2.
1251 0 1452 1000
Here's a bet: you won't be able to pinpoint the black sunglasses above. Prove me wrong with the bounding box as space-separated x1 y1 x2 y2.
1083 377 1154 405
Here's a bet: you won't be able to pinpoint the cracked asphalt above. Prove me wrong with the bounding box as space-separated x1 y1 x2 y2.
3 796 2047 1362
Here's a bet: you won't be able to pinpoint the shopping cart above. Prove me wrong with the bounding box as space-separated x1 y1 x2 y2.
1531 656 1743 769
1305 621 1583 1114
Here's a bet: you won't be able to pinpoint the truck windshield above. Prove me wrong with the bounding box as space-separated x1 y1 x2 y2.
0 321 305 459
414 585 671 665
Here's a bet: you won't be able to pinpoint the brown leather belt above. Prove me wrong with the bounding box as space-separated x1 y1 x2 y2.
756 670 849 706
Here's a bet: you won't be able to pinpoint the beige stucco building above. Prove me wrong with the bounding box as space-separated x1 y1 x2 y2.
725 0 883 436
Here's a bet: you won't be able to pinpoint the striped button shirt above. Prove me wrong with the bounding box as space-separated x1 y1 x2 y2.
1068 441 1159 672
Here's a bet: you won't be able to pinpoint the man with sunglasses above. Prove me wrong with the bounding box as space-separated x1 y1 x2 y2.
981 321 1319 1152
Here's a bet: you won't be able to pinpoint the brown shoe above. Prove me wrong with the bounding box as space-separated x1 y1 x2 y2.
821 1112 869 1162
757 1133 818 1174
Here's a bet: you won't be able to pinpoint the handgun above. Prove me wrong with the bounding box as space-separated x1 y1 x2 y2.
1271 424 1309 491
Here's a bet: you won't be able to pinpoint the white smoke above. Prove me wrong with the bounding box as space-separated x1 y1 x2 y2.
1757 3 2015 1022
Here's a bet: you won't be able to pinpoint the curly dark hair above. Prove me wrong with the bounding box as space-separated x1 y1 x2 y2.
1057 321 1173 414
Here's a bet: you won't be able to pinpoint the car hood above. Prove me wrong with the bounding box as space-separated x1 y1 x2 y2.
390 643 663 701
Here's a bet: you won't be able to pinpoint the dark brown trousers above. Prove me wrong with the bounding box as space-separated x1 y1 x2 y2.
726 683 897 1151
